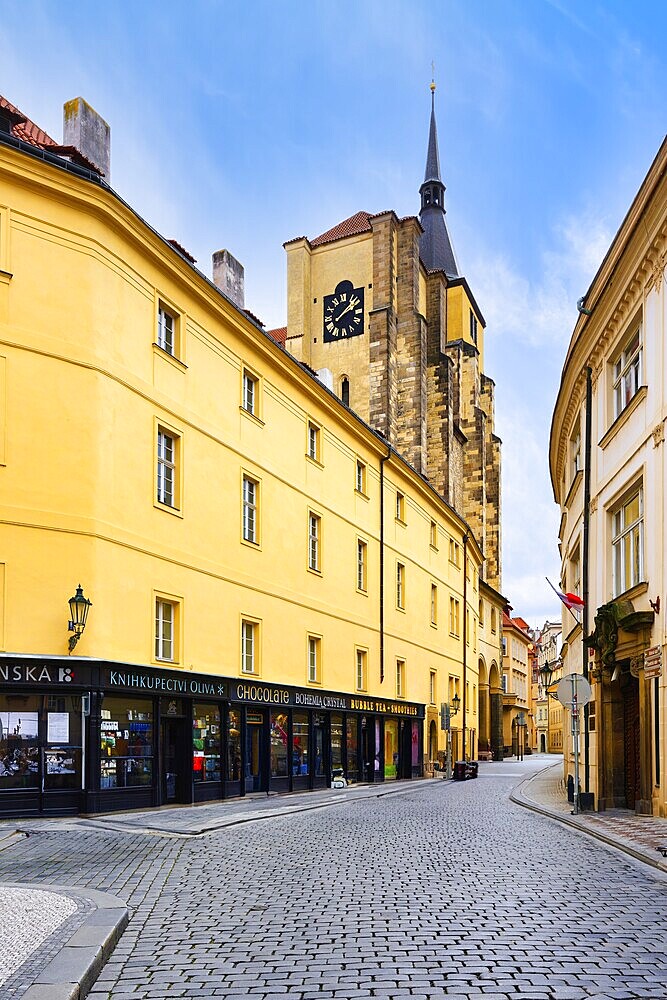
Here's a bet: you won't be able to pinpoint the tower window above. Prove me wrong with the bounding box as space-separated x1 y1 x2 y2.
341 376 350 407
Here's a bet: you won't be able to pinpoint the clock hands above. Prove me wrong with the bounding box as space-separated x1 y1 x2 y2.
334 300 355 322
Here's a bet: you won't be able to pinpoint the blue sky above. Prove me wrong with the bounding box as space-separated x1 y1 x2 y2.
3 0 667 625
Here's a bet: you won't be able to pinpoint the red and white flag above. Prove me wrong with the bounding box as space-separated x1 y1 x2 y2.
546 577 584 613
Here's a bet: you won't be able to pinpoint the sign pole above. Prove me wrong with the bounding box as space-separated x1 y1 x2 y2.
571 678 580 815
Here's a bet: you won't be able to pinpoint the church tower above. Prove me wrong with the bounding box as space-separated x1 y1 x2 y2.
281 86 501 589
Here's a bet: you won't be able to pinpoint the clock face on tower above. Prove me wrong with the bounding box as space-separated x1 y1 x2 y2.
323 280 365 343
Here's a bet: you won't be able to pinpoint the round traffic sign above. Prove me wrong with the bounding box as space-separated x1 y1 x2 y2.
556 673 592 707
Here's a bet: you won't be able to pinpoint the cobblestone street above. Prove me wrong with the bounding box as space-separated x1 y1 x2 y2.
2 759 667 999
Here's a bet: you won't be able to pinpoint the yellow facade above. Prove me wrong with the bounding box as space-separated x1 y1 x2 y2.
0 140 483 767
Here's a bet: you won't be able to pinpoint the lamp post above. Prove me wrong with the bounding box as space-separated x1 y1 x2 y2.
539 661 554 753
68 584 92 653
442 693 461 779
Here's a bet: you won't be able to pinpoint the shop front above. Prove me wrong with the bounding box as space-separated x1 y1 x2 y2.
0 656 425 817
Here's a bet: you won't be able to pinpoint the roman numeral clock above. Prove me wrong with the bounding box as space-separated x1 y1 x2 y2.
323 280 364 343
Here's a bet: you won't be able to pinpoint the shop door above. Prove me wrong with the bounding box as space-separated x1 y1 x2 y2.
313 714 328 787
360 719 375 783
245 711 267 792
161 718 187 804
623 679 640 810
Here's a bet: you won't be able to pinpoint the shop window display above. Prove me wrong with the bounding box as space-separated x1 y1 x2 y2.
193 704 221 782
331 714 343 770
226 709 241 781
292 711 309 775
270 712 289 777
0 696 40 788
44 695 83 791
100 697 153 789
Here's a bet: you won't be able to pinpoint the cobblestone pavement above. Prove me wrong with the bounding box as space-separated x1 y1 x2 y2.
1 758 667 999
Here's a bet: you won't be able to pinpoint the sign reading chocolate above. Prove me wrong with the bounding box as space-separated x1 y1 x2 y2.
235 683 290 705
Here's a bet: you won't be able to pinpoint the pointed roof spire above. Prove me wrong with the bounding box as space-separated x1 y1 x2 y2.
419 78 459 277
424 73 441 183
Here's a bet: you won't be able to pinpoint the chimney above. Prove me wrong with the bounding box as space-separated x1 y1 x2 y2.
212 249 244 310
63 97 110 180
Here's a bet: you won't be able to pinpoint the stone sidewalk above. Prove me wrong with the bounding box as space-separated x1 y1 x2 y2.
511 757 667 875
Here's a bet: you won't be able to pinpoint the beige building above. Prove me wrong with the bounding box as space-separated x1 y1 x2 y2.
534 620 563 754
550 136 667 815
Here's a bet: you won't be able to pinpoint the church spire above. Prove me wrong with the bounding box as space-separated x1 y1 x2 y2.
419 79 459 278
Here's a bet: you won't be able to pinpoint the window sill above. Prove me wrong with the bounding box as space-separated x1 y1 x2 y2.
239 671 260 679
241 537 262 551
430 544 439 553
430 621 438 630
356 587 368 597
599 386 647 449
240 406 265 427
306 678 322 687
612 580 649 603
152 343 187 371
154 657 178 667
307 566 322 577
395 517 407 528
396 605 406 614
0 269 12 285
154 500 183 519
354 489 369 502
306 455 324 469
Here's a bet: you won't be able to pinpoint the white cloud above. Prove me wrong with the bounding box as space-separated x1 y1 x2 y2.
470 211 612 350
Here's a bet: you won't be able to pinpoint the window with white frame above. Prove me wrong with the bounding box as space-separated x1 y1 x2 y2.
308 512 321 571
430 520 437 548
356 460 366 495
242 476 258 544
449 597 460 636
396 562 405 609
357 539 367 592
242 370 258 416
396 491 405 522
155 598 176 662
612 486 643 597
356 648 367 691
308 635 321 684
613 325 642 419
449 538 460 567
157 428 177 508
570 545 581 598
241 620 257 674
431 584 438 625
429 670 437 706
157 304 176 356
307 422 320 462
396 659 405 698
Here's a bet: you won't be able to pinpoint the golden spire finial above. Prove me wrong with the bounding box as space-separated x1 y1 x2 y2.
430 61 436 93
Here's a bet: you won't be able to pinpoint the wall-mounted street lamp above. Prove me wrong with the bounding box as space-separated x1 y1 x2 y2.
68 584 92 653
451 692 461 716
539 657 561 753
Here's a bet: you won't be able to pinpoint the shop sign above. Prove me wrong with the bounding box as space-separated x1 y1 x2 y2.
0 662 79 686
644 645 662 679
350 697 421 718
106 669 226 698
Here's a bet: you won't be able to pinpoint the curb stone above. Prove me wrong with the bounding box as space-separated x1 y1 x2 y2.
0 884 128 1000
510 768 667 877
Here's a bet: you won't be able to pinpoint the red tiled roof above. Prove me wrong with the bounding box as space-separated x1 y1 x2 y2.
311 211 373 247
267 326 287 346
1 95 57 148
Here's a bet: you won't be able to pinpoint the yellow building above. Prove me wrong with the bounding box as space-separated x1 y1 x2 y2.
501 613 532 756
550 135 667 815
0 94 484 816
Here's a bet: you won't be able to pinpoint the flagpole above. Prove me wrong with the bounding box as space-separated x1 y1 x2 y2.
545 577 582 625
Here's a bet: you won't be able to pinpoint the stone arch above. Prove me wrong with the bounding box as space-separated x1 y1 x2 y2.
489 659 503 761
478 656 491 757
428 719 438 762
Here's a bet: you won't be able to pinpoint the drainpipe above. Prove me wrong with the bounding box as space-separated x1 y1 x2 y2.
379 445 391 684
582 366 592 801
462 531 469 759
